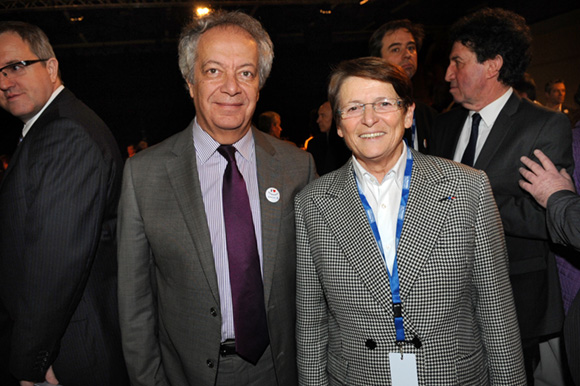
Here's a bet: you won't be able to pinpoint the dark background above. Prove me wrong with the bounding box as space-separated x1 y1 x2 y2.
1 0 579 157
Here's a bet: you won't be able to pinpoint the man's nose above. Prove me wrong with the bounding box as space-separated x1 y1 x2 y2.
221 73 241 95
0 73 14 91
445 65 454 82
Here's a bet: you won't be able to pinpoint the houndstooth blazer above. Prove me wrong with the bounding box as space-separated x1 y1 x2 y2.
295 150 526 386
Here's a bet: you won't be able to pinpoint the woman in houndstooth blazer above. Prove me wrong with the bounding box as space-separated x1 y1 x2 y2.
294 57 526 386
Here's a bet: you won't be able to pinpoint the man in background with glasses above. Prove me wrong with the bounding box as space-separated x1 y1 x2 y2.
0 22 128 385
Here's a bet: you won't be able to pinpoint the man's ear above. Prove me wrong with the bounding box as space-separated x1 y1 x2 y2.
486 55 503 79
46 58 59 83
186 81 195 99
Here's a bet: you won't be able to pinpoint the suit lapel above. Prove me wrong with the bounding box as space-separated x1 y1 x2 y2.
253 129 282 304
314 161 394 312
443 109 469 159
1 90 71 190
314 153 459 313
396 151 458 298
474 93 520 170
165 127 220 303
0 137 23 191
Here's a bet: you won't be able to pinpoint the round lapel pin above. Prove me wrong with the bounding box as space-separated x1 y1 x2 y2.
266 187 280 203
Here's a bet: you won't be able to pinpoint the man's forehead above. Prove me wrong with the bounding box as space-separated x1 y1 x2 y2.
197 25 258 62
0 32 31 50
383 28 415 43
0 32 34 65
450 41 475 57
201 24 255 45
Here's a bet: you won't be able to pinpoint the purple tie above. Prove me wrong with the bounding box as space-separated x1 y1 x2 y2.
217 145 269 365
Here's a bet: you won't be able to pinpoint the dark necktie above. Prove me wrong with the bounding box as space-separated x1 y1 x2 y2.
217 145 269 365
461 113 482 167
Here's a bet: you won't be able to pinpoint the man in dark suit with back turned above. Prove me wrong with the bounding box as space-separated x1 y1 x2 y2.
0 22 128 385
430 8 573 385
369 19 437 153
117 11 316 386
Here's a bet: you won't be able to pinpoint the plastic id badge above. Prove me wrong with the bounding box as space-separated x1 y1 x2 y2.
389 352 419 386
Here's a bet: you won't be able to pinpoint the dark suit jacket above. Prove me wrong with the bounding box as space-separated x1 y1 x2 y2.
0 88 128 384
408 100 437 154
430 92 573 340
117 124 316 386
295 151 525 385
564 286 580 386
545 190 580 384
306 129 351 176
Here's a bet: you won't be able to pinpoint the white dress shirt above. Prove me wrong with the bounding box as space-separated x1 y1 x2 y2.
22 85 64 138
453 88 513 164
352 143 407 274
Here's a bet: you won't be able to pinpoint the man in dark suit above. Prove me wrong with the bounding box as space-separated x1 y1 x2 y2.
544 79 575 122
306 101 351 176
0 22 128 385
519 149 580 385
369 19 437 153
117 11 316 386
430 8 573 385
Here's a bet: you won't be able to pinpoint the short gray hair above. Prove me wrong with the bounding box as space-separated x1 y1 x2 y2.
178 11 274 89
0 21 56 61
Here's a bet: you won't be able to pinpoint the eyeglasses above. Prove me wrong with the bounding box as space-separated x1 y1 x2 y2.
338 98 403 119
0 59 48 79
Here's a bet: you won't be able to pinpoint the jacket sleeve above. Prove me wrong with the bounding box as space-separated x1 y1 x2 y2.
10 120 110 381
546 190 580 251
295 193 329 386
472 171 527 385
494 112 573 240
117 159 169 386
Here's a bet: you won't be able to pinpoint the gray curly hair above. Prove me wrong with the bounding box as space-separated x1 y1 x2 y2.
178 11 274 90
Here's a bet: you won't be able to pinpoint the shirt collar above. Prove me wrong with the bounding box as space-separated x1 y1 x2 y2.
192 117 255 164
474 87 513 128
352 141 408 188
22 85 65 138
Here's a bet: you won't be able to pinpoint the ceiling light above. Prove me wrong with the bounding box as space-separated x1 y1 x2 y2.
196 7 211 18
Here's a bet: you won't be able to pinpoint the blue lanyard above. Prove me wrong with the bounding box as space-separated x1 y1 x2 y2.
356 147 413 343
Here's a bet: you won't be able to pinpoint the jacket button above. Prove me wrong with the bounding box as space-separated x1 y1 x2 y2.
207 359 214 368
365 339 377 350
210 307 218 317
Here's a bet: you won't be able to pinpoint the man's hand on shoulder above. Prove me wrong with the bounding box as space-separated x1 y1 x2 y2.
519 149 576 208
20 366 59 386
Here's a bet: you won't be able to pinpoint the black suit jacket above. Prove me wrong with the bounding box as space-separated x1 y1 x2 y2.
0 88 128 385
431 92 573 340
545 190 580 384
408 100 437 154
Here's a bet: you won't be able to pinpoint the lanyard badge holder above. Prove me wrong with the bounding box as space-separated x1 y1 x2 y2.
356 147 420 385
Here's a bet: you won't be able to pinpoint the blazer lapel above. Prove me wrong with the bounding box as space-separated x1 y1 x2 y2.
0 90 71 190
253 129 283 304
443 108 469 159
314 153 460 315
396 151 459 297
474 93 520 170
165 126 220 303
314 161 394 312
0 137 23 191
